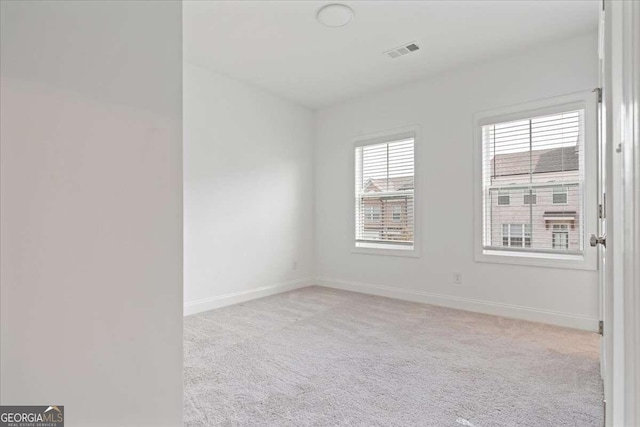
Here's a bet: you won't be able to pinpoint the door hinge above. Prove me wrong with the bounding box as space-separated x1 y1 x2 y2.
599 203 604 219
603 399 606 426
599 320 604 335
594 87 603 103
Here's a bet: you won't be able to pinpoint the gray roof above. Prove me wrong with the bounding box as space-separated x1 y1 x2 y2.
491 146 579 177
364 176 413 193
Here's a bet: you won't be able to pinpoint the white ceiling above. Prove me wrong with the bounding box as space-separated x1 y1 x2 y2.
184 1 599 110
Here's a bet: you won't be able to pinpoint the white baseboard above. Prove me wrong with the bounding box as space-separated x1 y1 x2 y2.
185 276 599 332
316 277 599 332
184 277 314 316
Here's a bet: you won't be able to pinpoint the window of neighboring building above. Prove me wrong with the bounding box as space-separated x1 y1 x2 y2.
364 206 381 222
355 131 416 253
552 224 569 250
523 189 537 205
502 224 532 248
552 186 568 204
497 190 510 205
392 205 402 222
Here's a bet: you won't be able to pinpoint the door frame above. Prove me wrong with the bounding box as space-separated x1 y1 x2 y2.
603 1 640 425
619 1 640 423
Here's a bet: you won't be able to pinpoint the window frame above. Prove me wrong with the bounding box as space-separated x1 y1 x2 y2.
523 189 537 205
364 205 382 222
552 224 570 250
502 223 532 248
552 186 569 205
351 126 421 258
391 205 402 222
497 190 511 206
473 92 597 270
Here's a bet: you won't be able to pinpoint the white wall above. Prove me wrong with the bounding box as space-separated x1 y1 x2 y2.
184 63 315 314
315 33 600 331
0 2 183 426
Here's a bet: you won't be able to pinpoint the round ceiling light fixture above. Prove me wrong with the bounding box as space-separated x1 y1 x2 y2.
316 4 354 28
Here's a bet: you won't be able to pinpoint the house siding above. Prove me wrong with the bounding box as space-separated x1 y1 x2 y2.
488 169 581 251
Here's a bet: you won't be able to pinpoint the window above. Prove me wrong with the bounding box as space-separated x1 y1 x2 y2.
355 134 415 252
552 224 569 250
497 190 510 205
364 205 381 222
480 106 585 256
552 186 568 204
523 189 537 205
392 205 402 222
502 224 531 248
475 93 597 269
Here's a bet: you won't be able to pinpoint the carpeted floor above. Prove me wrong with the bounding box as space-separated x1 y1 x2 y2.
184 286 603 426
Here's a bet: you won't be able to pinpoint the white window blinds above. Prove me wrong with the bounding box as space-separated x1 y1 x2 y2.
355 138 414 247
481 109 585 254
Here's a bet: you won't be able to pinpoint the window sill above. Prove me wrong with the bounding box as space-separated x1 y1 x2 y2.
353 242 420 258
475 249 596 270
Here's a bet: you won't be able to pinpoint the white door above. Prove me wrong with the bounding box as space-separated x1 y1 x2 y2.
596 2 614 424
594 87 610 420
599 1 640 425
594 83 609 381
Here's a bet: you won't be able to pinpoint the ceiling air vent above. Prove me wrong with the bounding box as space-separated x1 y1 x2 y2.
384 42 420 59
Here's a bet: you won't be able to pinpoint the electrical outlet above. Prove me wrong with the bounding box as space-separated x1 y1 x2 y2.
453 272 462 284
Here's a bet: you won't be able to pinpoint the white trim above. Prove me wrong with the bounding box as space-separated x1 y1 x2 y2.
316 277 599 332
183 277 314 316
610 0 626 420
473 91 599 270
605 1 640 425
185 276 599 331
552 186 570 205
476 99 588 126
623 2 640 423
350 126 422 258
353 130 415 148
602 1 616 422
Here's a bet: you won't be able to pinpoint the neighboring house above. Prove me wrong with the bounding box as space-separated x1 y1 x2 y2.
488 146 581 251
361 176 414 242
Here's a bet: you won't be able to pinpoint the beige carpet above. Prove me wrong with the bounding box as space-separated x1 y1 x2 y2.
184 286 603 426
